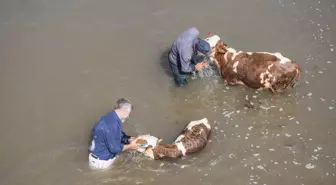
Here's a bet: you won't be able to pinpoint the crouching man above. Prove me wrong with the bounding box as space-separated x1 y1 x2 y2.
88 98 140 170
168 27 211 87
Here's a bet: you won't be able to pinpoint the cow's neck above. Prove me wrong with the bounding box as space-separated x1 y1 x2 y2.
216 47 238 67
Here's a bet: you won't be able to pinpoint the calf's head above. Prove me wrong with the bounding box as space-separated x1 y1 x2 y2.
270 62 301 93
136 135 162 159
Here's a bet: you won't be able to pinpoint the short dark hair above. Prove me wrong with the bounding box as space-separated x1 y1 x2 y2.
114 98 133 111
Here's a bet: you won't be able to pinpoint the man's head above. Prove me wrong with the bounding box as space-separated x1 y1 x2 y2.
195 39 211 56
114 98 133 122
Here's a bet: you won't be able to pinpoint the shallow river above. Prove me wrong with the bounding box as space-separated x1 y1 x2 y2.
0 0 335 185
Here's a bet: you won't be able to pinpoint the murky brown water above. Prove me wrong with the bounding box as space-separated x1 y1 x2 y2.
1 0 336 184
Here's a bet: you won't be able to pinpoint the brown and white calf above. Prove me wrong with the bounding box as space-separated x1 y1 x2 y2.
204 35 301 93
136 118 211 160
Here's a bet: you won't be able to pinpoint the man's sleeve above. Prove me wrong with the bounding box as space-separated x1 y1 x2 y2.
179 47 196 73
103 128 124 155
121 131 131 144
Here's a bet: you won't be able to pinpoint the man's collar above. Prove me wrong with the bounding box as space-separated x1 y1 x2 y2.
193 37 200 50
112 111 122 124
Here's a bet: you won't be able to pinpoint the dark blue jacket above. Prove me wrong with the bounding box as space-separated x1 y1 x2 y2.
168 27 200 73
89 111 131 160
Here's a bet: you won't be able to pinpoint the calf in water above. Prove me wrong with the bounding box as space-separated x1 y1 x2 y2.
136 118 211 160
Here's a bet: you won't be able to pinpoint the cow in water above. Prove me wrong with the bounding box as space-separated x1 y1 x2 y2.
204 34 301 93
136 118 211 160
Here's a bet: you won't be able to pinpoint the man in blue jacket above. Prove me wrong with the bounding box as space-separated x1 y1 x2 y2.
168 27 211 87
88 98 140 170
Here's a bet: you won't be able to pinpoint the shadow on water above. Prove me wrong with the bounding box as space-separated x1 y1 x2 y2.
87 127 94 157
159 47 173 77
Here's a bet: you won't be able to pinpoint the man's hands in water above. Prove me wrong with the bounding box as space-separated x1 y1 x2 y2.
125 135 149 150
195 61 208 71
123 139 140 151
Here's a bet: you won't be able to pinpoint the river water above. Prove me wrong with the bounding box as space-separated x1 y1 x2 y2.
1 0 335 185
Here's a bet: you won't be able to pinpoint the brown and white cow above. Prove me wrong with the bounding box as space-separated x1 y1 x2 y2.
204 35 301 93
136 118 211 160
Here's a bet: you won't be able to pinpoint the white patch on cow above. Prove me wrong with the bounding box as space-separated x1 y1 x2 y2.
205 35 221 47
264 80 271 88
227 47 237 53
222 48 237 62
186 118 211 130
144 148 155 159
233 61 239 73
268 64 274 70
259 73 265 84
175 142 187 156
236 81 245 85
231 51 242 61
174 135 185 143
199 128 204 135
224 52 229 62
275 53 291 64
259 71 273 88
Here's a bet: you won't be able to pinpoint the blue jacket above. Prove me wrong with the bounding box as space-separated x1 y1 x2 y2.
89 111 131 160
168 27 200 73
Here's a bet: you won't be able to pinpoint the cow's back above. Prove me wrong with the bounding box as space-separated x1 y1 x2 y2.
178 124 210 154
224 52 278 88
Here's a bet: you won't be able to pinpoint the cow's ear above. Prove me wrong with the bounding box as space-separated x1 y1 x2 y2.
216 42 227 54
144 146 155 159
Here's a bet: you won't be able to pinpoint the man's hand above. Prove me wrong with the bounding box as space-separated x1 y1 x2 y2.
201 61 209 67
128 137 136 142
123 139 140 151
128 135 148 145
195 61 208 71
129 139 140 149
195 63 204 71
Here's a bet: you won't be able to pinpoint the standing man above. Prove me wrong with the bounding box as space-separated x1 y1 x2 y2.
168 27 211 87
88 98 139 170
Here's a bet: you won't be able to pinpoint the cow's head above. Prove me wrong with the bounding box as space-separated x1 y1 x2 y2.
214 41 228 54
204 35 229 68
270 62 301 93
136 135 162 159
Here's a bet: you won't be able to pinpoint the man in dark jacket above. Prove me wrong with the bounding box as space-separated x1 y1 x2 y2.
168 27 211 87
88 98 140 169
